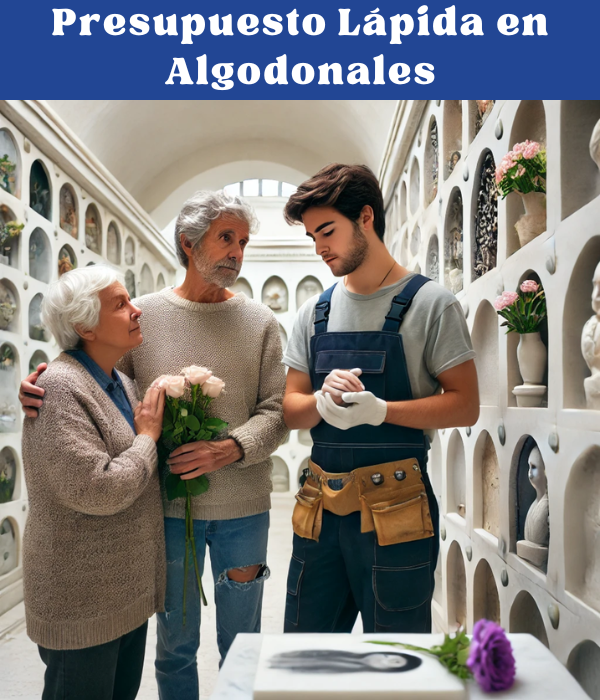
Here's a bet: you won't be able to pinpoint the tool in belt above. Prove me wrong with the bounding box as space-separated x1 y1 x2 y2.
292 457 435 546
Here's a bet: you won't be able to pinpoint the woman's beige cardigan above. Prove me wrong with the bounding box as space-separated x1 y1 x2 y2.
21 353 166 650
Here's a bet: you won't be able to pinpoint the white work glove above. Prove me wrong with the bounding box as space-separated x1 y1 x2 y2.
321 368 364 404
315 390 387 430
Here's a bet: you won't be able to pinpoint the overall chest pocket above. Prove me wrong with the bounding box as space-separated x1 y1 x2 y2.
315 350 386 399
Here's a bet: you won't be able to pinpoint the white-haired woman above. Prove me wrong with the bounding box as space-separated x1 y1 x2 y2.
21 265 166 700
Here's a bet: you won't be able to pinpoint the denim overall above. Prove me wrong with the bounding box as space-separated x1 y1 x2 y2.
284 274 440 634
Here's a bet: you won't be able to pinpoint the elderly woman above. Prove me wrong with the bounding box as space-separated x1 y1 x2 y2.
21 265 166 700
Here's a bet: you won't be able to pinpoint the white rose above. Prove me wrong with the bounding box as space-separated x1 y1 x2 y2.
152 374 186 398
181 365 213 385
201 376 225 398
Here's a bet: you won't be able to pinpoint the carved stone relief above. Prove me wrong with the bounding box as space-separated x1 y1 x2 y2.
445 191 463 294
426 235 439 282
516 447 549 570
473 152 498 279
262 276 288 313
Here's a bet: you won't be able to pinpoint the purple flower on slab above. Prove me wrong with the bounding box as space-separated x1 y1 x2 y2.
467 619 516 692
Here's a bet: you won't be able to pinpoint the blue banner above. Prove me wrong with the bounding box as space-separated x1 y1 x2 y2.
2 0 596 97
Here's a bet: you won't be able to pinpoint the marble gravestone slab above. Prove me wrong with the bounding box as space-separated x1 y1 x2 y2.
212 633 590 700
253 635 466 700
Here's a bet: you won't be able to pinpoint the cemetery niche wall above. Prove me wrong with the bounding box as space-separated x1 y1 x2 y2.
380 99 600 696
0 102 176 618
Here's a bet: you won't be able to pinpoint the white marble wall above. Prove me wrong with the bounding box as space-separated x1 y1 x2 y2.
380 99 600 697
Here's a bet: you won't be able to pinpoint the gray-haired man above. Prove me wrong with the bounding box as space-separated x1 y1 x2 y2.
20 191 288 700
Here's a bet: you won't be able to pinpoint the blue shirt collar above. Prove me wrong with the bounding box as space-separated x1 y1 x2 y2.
66 348 124 393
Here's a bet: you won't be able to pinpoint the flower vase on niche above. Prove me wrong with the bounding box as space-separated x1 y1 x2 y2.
496 140 547 248
515 191 546 248
515 332 547 406
495 280 547 407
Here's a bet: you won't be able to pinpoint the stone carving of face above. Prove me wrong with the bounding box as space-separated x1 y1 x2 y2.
264 281 288 312
528 447 547 495
592 261 600 316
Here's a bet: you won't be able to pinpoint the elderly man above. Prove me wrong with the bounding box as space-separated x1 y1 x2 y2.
20 191 288 700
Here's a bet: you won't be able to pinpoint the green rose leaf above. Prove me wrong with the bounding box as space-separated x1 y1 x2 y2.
185 415 201 432
165 473 187 500
205 417 228 430
185 475 210 496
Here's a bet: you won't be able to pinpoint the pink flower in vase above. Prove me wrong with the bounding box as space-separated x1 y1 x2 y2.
494 291 519 310
520 280 539 294
523 141 541 159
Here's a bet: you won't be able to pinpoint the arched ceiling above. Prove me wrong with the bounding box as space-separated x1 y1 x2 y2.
46 100 397 222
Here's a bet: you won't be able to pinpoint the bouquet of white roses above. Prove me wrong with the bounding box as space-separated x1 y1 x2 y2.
153 365 227 619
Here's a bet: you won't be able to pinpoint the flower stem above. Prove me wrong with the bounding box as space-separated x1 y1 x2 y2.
185 490 208 607
183 497 190 626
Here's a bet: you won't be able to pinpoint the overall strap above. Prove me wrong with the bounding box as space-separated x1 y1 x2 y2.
382 274 431 333
314 284 337 334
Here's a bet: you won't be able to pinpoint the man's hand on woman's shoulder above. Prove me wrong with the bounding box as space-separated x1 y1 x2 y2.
19 363 46 418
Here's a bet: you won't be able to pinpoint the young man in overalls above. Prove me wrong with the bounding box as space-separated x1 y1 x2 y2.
282 163 479 634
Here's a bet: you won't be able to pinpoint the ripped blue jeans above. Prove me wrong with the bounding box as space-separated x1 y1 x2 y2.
155 512 270 700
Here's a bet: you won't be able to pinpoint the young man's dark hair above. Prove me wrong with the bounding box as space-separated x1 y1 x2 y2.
284 163 386 241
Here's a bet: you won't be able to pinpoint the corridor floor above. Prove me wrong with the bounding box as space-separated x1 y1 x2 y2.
0 492 296 699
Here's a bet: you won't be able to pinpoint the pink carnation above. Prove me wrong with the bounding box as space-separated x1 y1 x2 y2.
523 141 541 159
494 291 519 310
520 280 539 293
502 152 516 168
512 141 527 155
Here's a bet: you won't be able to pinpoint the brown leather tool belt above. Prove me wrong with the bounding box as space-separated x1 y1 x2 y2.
291 457 435 546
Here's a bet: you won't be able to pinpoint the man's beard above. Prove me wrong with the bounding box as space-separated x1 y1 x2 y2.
192 248 241 288
332 224 369 277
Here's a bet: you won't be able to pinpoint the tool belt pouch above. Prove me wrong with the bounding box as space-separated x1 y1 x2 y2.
357 459 435 547
292 479 324 541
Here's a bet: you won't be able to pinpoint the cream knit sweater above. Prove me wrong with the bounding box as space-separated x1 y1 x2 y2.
21 353 166 650
118 288 288 521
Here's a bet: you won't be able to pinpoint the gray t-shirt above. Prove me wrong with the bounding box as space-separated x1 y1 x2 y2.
283 273 476 402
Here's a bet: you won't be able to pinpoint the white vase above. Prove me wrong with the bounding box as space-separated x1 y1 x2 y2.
515 192 546 248
517 332 547 385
